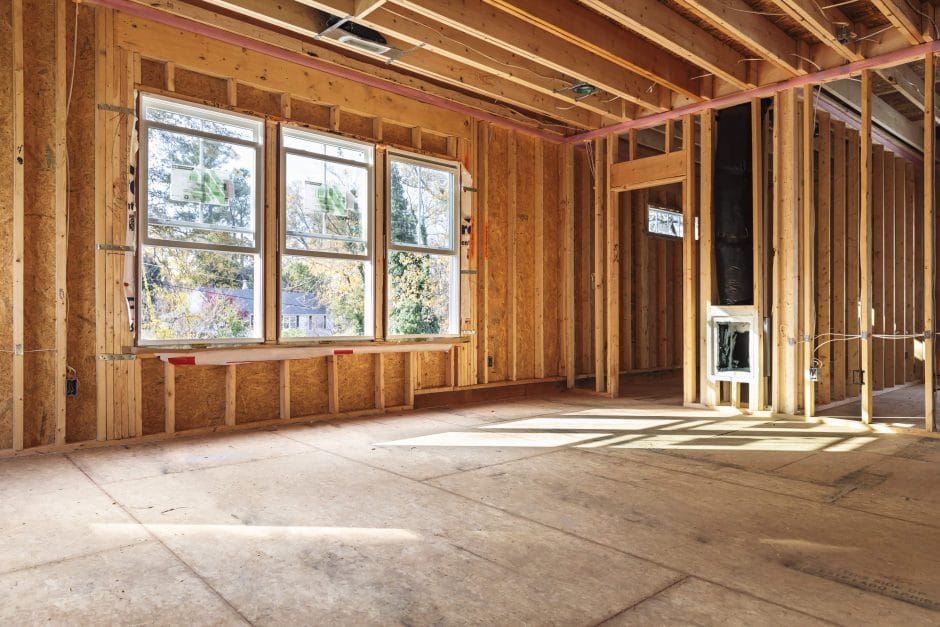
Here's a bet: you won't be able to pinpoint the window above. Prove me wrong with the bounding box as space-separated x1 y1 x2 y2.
386 152 460 337
280 127 374 339
139 95 264 344
647 205 684 239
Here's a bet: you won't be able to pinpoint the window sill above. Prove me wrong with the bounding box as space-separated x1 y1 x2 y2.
132 336 470 356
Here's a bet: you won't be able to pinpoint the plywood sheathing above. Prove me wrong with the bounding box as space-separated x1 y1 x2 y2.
65 3 99 443
0 0 18 450
288 358 330 419
174 365 226 431
140 357 165 436
336 354 376 414
22 0 66 448
235 361 280 424
381 353 407 408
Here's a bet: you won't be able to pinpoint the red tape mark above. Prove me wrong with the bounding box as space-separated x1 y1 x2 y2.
333 349 354 355
167 356 196 366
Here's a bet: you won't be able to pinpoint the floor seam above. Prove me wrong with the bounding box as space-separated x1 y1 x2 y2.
75 447 317 488
0 540 154 579
425 480 838 626
575 448 940 530
64 456 256 627
590 574 690 626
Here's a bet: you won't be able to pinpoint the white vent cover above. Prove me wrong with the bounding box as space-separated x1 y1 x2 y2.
706 305 759 383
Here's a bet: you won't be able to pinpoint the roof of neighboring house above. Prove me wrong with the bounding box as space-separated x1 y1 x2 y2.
198 287 326 316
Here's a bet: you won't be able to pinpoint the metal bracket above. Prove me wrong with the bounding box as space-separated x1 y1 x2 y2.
460 269 478 275
97 103 136 116
462 329 477 335
97 244 135 253
13 344 23 356
462 186 479 192
97 354 136 362
860 331 869 340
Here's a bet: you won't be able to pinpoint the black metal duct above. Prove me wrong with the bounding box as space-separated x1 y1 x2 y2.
713 103 754 306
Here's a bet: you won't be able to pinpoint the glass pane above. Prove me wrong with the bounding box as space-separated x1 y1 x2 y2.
389 159 455 250
387 251 456 336
146 127 258 247
281 255 370 338
283 131 368 162
144 103 259 142
140 246 260 341
647 205 683 239
284 153 369 255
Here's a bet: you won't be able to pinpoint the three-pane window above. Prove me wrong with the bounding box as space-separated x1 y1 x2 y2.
138 95 460 345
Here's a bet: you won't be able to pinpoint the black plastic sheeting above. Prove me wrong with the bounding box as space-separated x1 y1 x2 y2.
713 103 755 306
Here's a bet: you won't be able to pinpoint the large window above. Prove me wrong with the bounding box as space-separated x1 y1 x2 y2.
139 95 264 344
386 153 460 337
280 127 374 339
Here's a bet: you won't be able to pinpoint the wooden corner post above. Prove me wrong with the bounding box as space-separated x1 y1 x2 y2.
925 53 937 431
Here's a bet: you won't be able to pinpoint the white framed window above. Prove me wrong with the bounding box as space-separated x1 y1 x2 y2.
138 94 265 344
280 126 374 340
647 205 684 239
386 151 460 337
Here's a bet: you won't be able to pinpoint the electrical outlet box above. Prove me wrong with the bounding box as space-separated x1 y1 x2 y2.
66 378 78 397
808 367 819 382
487 355 494 368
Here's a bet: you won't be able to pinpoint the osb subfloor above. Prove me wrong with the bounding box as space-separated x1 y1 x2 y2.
819 383 928 426
1 375 939 625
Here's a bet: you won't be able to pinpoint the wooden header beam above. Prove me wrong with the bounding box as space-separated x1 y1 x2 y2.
610 151 687 192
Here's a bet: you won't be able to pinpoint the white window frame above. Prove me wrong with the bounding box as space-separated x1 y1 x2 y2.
385 150 461 339
137 94 265 346
279 125 375 341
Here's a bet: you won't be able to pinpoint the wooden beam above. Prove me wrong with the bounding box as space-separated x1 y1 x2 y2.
593 138 606 392
563 144 576 388
870 0 927 45
121 0 543 136
872 145 886 393
610 152 687 192
673 0 802 76
860 70 875 424
699 111 718 407
924 52 936 431
384 0 668 112
682 114 697 405
578 0 750 89
10 0 24 451
750 99 766 412
769 0 860 62
482 0 702 101
225 364 237 426
772 89 800 415
822 80 922 152
846 130 861 400
894 156 906 386
203 0 607 127
815 111 832 407
327 355 339 413
802 85 815 417
354 0 387 18
831 120 847 402
606 137 619 397
164 361 175 434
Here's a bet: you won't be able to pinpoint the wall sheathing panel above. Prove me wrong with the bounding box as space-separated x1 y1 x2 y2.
65 4 99 442
175 365 226 431
22 0 65 448
811 113 922 411
289 358 330 418
0 1 17 450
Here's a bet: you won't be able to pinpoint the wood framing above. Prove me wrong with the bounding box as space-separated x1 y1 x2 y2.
802 85 815 417
699 111 718 407
682 114 697 406
860 70 875 424
610 151 687 192
925 52 936 431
